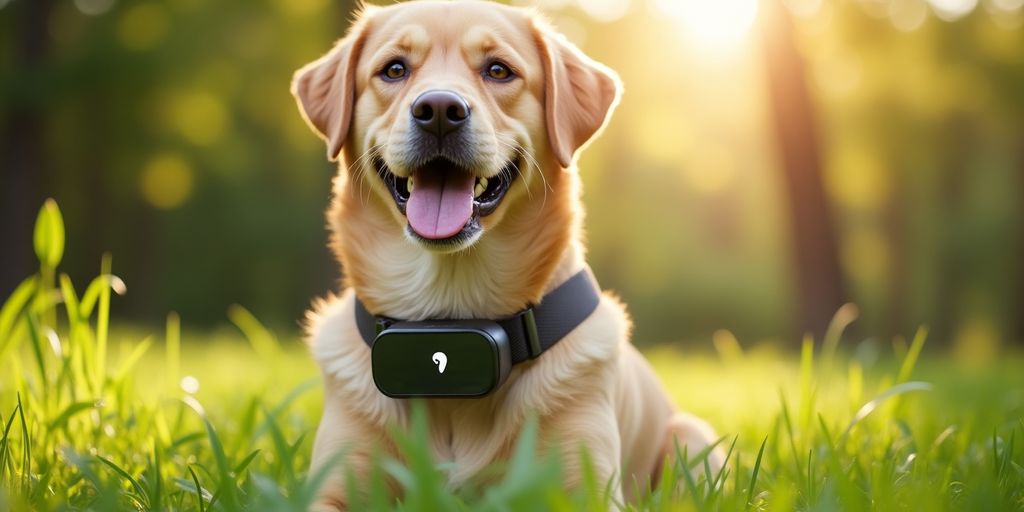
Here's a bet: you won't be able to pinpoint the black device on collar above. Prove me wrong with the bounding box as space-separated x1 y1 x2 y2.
354 268 601 398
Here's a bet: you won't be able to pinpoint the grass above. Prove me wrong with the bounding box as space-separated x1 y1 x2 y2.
2 200 1023 511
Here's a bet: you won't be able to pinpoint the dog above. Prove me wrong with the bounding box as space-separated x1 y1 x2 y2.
292 1 723 508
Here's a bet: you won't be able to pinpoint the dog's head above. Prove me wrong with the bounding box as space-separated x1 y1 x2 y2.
292 0 620 253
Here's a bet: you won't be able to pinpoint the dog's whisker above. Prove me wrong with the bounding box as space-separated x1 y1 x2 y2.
347 147 372 194
495 138 547 209
493 139 529 198
348 144 383 206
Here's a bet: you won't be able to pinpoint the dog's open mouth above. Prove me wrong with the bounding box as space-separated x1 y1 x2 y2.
375 157 519 243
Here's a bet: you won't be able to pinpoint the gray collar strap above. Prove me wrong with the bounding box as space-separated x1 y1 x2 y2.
354 268 601 364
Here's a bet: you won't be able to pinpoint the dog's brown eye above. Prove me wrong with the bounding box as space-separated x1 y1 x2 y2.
382 61 407 81
485 62 513 82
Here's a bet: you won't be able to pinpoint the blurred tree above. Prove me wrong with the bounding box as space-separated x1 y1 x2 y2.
0 0 52 296
759 0 846 338
1 0 1021 345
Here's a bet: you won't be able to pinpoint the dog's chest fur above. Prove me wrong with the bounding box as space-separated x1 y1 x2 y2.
307 283 627 484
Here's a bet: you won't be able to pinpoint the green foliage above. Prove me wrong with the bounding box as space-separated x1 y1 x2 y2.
2 200 1024 511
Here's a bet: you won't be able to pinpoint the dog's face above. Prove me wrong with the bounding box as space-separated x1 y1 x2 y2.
293 1 620 253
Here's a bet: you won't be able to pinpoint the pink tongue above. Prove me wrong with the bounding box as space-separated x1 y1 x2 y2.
406 168 475 239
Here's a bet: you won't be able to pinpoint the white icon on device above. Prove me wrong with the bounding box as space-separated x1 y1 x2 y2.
432 352 447 374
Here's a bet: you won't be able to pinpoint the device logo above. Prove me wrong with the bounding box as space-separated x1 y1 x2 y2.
431 352 447 374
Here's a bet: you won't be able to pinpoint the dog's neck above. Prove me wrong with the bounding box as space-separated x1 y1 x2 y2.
329 167 585 320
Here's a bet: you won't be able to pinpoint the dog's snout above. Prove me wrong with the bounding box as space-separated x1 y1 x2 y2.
411 90 470 138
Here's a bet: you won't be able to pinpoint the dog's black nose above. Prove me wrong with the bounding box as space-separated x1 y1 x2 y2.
411 90 470 138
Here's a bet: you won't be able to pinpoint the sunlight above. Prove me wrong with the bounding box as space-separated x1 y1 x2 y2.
654 0 759 47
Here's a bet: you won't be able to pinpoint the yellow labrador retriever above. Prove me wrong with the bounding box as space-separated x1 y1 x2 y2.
293 1 723 508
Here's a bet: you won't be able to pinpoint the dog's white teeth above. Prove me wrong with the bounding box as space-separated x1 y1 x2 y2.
407 177 414 193
474 177 488 198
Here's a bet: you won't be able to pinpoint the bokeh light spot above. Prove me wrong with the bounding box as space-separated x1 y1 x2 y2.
117 3 169 51
927 0 978 20
986 0 1024 29
140 153 194 210
889 0 929 31
168 92 229 146
74 0 115 16
180 375 200 394
656 0 758 47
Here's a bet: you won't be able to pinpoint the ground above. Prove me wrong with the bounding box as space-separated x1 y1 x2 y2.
2 309 1023 510
2 203 1022 510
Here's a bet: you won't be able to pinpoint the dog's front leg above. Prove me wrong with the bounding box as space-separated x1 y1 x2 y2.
308 382 388 511
543 399 625 505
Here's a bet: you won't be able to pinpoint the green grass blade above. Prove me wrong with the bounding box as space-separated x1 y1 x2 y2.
151 441 162 512
228 304 282 363
16 394 31 497
253 378 319 440
187 465 209 512
746 436 767 510
78 274 127 320
201 414 239 510
821 304 858 370
296 451 347 511
0 405 21 482
233 448 261 476
58 273 82 329
47 401 98 431
674 440 704 510
94 253 113 395
896 327 928 384
97 455 149 508
0 276 36 355
166 312 181 390
841 381 934 440
24 316 47 391
260 405 294 483
112 338 152 383
799 334 816 429
710 436 738 494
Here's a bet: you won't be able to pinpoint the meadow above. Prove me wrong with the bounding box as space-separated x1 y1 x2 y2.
2 202 1023 511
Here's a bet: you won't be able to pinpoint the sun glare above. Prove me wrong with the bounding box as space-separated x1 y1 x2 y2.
654 0 760 48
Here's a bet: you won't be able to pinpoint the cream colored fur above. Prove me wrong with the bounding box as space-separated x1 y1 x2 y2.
292 2 724 509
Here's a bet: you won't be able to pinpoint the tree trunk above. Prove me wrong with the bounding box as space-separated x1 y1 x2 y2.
0 0 53 295
1012 136 1024 345
758 0 847 339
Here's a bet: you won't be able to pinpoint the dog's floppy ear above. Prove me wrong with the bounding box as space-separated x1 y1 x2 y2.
291 14 373 161
534 20 622 168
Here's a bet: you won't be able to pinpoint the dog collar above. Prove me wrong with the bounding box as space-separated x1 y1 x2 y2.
353 268 601 364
